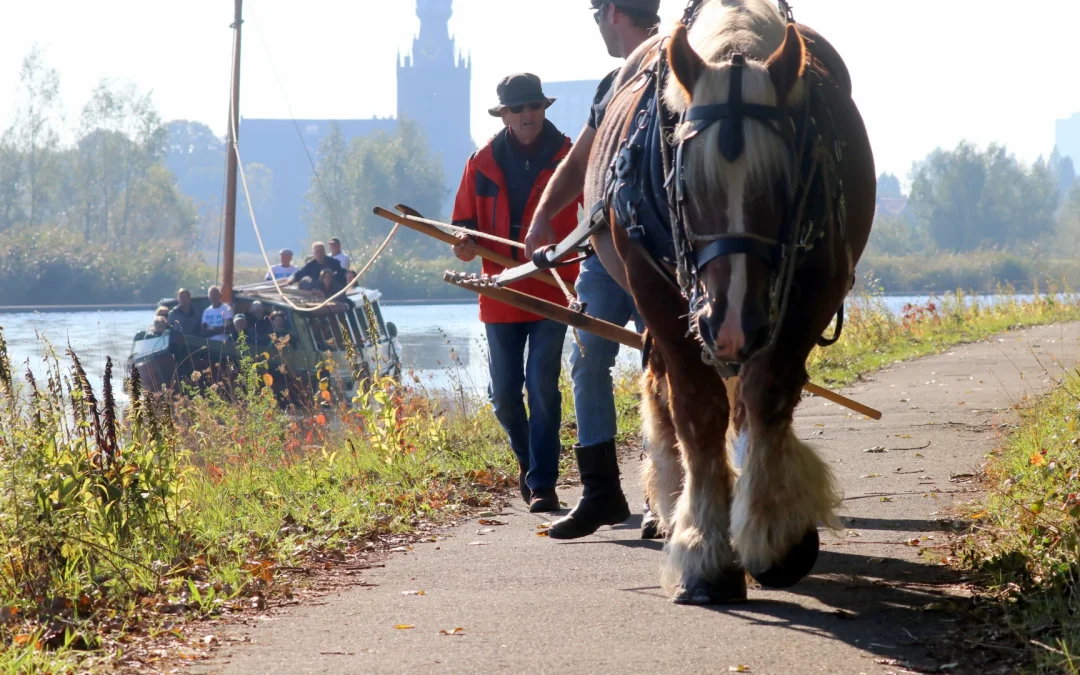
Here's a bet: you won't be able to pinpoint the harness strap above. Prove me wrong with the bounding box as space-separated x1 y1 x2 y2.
816 303 844 347
695 237 782 269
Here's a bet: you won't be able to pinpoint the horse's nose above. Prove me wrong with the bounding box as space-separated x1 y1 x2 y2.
737 312 769 361
700 311 744 362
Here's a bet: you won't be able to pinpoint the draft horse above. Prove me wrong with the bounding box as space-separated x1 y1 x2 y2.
585 0 875 603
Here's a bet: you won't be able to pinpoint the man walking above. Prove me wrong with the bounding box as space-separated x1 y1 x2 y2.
451 73 581 513
525 0 662 539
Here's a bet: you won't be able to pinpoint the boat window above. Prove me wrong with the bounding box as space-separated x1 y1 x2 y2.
342 311 368 346
310 316 340 351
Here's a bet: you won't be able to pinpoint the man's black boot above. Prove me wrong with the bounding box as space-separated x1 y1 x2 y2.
548 441 630 539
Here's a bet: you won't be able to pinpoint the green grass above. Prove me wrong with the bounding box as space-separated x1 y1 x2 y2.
807 287 1080 386
954 370 1080 673
0 287 1077 672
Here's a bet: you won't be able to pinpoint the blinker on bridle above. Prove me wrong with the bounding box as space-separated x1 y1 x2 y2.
675 52 793 272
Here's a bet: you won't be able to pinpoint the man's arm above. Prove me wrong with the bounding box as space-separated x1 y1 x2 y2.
451 156 479 262
288 260 314 286
524 126 596 257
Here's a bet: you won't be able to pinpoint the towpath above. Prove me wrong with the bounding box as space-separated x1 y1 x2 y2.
192 323 1078 675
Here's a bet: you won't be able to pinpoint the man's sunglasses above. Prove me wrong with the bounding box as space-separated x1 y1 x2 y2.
508 102 545 114
593 4 608 24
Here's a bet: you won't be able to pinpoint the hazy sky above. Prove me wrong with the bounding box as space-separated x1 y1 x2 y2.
3 0 1079 184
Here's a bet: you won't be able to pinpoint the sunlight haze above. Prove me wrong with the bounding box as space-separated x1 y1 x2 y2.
3 0 1079 183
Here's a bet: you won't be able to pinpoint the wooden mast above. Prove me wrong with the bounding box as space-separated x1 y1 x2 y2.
222 0 243 304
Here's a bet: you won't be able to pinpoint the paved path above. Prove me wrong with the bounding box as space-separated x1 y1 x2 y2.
195 323 1079 675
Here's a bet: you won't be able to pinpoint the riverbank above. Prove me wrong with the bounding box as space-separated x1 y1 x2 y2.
957 367 1080 672
2 291 1080 672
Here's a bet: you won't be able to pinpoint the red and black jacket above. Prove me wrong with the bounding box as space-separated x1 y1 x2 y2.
451 124 581 324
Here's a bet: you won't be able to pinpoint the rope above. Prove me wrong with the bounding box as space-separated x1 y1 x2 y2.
224 30 397 313
247 6 357 258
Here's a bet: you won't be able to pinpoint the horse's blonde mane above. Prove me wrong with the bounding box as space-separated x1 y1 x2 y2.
664 0 800 209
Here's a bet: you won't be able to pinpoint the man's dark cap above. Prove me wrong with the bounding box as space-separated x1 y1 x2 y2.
488 73 556 117
590 0 661 15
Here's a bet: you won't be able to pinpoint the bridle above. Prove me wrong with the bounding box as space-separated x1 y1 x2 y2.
664 0 827 361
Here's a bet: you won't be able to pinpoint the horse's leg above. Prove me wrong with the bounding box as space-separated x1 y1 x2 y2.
730 352 841 588
640 343 682 538
609 224 743 603
658 338 744 603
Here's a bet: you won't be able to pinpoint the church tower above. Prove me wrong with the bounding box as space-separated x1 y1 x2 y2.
397 0 472 207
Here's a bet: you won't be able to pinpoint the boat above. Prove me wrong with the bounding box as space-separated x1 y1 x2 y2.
126 0 403 402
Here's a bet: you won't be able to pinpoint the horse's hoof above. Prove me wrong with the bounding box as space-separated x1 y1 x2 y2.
672 570 747 605
750 528 820 589
641 518 663 540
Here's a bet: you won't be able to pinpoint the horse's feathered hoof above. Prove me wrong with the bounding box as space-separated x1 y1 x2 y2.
641 517 663 540
672 570 748 605
750 528 820 589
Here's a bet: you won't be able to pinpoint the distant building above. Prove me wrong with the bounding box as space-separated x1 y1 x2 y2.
194 0 472 254
1057 113 1080 169
543 79 602 141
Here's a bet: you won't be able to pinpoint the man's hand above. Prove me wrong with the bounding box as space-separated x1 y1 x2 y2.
524 210 556 258
453 234 477 262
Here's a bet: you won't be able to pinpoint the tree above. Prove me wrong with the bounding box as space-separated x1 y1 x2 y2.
876 172 902 198
304 118 446 259
908 141 1058 252
12 46 62 227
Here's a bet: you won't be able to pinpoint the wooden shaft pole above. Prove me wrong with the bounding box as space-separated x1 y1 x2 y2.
444 274 882 420
444 273 638 348
372 207 574 297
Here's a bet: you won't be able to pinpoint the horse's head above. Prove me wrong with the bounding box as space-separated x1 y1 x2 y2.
665 22 806 363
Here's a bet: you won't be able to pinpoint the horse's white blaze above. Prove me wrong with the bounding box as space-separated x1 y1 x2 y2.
723 169 748 342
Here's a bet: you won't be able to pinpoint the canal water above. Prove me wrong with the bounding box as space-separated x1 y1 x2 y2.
0 295 1045 401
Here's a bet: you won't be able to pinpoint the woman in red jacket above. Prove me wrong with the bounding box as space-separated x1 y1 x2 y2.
451 73 581 513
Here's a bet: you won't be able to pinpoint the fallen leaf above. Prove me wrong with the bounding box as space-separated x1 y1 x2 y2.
906 538 921 547
13 634 36 648
476 528 496 535
863 446 887 453
880 497 893 502
395 624 414 630
401 590 425 596
467 541 489 546
868 557 884 563
536 523 551 529
729 667 752 673
478 519 507 526
439 627 466 636
536 531 549 537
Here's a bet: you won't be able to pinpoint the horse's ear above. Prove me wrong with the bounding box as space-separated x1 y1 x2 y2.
766 24 806 98
667 25 705 102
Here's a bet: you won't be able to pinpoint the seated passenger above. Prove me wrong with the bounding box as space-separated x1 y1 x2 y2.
167 288 201 335
147 316 168 337
231 313 253 345
202 285 234 341
248 301 273 338
270 310 290 338
287 242 345 288
314 268 344 299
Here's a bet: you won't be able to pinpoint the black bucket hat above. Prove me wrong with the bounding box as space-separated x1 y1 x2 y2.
488 73 557 117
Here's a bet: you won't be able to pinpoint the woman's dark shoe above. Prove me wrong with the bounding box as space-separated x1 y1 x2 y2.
548 441 630 539
528 487 561 513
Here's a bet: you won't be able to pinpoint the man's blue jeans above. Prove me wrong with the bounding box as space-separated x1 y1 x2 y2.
485 319 568 491
570 255 644 447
